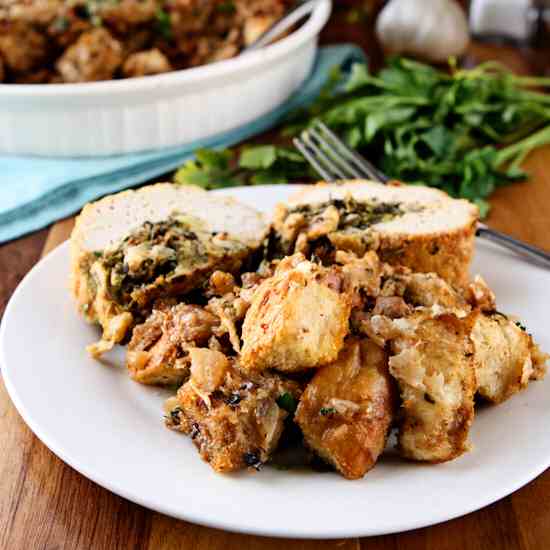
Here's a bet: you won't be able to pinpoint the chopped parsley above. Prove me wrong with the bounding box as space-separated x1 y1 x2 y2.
320 407 336 416
217 1 236 14
155 8 173 40
277 392 298 414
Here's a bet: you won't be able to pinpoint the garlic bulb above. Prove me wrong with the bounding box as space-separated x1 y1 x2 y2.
376 0 470 62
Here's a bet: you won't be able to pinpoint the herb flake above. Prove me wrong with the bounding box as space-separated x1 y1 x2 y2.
155 8 173 40
276 392 297 414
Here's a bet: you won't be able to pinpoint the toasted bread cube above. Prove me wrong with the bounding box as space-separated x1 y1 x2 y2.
165 348 300 473
389 312 477 462
295 338 396 479
473 312 543 403
57 28 123 83
240 255 351 372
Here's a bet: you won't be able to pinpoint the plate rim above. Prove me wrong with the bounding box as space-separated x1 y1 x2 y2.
2 193 550 539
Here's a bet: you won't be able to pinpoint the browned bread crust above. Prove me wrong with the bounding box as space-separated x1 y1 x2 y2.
378 220 477 288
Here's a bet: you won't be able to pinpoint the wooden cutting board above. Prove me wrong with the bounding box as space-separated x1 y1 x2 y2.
1 145 550 549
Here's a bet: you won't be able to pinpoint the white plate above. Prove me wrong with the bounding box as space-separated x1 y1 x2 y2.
2 185 550 539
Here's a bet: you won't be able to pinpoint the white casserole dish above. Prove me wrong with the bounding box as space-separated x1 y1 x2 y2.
0 0 331 157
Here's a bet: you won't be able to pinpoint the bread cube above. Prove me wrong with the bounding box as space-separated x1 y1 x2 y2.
388 312 477 462
295 338 396 479
473 312 545 403
165 348 301 473
240 255 352 372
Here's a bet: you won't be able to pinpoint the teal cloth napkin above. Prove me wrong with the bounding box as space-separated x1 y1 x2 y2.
0 45 365 244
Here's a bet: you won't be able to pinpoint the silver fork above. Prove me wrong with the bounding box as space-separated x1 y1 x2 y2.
293 120 550 269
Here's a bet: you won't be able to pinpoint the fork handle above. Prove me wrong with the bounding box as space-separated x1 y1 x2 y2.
476 224 550 268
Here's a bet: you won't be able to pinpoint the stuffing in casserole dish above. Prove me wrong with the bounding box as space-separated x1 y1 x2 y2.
0 0 292 83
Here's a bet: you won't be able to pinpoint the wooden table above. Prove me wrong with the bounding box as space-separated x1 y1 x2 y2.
2 6 550 550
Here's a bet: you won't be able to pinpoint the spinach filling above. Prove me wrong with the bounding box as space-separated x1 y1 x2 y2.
271 196 411 261
290 197 405 231
95 214 245 310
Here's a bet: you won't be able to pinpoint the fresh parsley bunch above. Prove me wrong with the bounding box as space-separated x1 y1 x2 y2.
175 57 550 217
174 145 316 188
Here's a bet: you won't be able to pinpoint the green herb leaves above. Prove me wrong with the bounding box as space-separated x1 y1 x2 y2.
155 8 172 40
174 146 315 189
277 392 298 414
290 57 550 216
174 57 550 215
174 149 241 189
216 1 236 14
239 145 278 169
239 146 314 185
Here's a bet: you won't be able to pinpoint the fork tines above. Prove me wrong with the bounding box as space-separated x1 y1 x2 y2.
293 120 390 184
